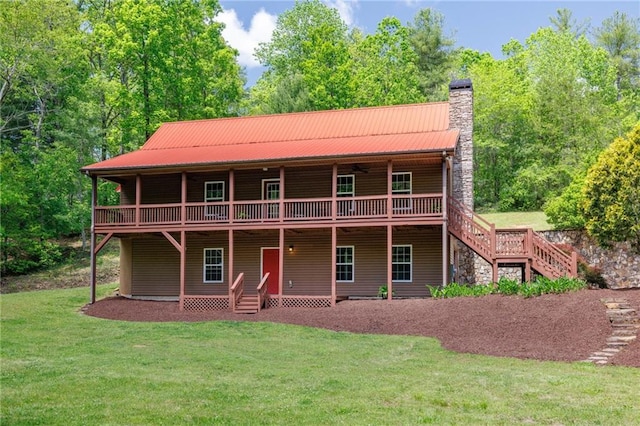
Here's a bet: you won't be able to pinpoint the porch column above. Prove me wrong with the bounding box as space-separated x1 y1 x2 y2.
181 172 187 226
331 226 337 306
135 174 141 226
89 175 97 304
278 227 284 307
387 224 393 300
387 160 393 219
331 164 337 220
442 158 449 287
179 231 186 310
279 166 285 222
228 229 234 301
229 169 234 223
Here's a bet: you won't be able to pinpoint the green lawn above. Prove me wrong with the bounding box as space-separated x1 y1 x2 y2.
2 286 638 425
481 211 552 231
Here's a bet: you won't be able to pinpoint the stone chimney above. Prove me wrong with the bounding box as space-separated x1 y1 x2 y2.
449 79 473 210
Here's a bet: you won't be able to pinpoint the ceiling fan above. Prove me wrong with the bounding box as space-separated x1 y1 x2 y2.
351 164 369 174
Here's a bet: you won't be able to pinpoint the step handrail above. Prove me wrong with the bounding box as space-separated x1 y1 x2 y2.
448 199 578 279
230 272 245 312
256 272 270 312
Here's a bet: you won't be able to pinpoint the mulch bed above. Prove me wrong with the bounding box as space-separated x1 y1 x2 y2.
84 288 640 368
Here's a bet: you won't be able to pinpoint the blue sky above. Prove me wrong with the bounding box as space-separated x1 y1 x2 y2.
216 0 640 86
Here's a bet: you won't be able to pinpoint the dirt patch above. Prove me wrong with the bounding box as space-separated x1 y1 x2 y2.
84 289 640 368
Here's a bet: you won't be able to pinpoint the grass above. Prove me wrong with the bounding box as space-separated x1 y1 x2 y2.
480 211 551 231
2 286 639 424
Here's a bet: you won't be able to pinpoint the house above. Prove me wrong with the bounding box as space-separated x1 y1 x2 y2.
82 79 577 312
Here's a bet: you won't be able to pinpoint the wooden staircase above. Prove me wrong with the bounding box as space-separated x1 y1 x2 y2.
230 272 270 314
447 198 578 281
234 295 261 314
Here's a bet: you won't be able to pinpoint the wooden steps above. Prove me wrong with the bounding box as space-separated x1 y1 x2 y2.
447 199 578 280
234 295 260 314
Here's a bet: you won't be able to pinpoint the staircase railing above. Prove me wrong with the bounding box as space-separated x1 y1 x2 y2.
447 199 578 279
230 272 244 312
447 198 494 262
531 232 578 279
256 272 270 312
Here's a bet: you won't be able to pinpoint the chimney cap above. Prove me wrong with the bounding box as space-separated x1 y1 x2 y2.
449 79 472 91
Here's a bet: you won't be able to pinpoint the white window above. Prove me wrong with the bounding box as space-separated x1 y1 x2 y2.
336 174 355 197
336 246 354 282
392 172 412 212
203 248 224 283
392 245 412 282
392 172 412 194
205 181 225 202
337 174 355 216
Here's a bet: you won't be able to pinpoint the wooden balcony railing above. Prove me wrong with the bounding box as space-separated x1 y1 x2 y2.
94 194 443 228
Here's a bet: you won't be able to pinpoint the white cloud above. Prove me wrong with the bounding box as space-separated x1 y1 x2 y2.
324 0 358 27
216 8 277 68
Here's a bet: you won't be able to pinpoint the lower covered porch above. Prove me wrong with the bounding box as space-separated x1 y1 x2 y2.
111 225 447 312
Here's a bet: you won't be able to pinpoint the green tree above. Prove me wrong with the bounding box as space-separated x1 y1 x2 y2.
593 11 640 97
91 0 244 146
252 0 353 113
582 125 640 252
408 8 457 101
352 17 424 107
549 8 589 36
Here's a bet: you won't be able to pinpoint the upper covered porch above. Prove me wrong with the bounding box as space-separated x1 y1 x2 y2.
90 156 450 232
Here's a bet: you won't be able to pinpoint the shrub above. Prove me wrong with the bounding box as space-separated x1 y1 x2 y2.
428 277 587 299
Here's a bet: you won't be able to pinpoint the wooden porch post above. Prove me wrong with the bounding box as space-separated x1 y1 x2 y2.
229 169 234 223
331 226 337 307
89 175 97 304
279 166 285 222
135 174 141 226
181 172 187 225
228 229 234 301
278 227 284 307
387 160 393 219
331 164 337 220
179 230 186 310
442 158 449 287
387 224 393 300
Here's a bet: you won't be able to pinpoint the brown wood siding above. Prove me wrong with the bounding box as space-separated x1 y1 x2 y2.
119 238 132 296
393 226 442 297
140 175 181 204
282 229 332 296
233 230 279 287
285 167 332 199
120 178 135 205
131 235 180 296
234 170 280 201
184 232 229 296
336 226 442 298
186 172 229 203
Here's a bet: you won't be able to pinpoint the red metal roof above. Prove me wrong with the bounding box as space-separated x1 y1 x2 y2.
83 102 457 173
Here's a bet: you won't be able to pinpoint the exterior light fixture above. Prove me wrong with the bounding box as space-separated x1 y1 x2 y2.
288 245 294 252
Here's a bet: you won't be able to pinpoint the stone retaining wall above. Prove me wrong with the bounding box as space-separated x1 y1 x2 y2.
540 230 639 289
465 230 639 289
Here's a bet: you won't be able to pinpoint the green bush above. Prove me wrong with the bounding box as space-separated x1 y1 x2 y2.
429 276 586 299
582 124 640 252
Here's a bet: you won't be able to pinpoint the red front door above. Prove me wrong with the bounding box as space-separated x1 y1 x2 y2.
262 248 280 295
